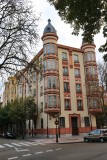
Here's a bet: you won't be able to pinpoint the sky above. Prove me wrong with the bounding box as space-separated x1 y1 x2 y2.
32 0 105 62
0 0 106 95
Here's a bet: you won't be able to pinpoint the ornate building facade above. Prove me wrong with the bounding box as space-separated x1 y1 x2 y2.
3 19 102 136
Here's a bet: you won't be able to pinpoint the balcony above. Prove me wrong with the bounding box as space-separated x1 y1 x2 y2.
88 106 103 115
85 74 98 80
44 86 60 94
44 106 60 116
44 69 59 77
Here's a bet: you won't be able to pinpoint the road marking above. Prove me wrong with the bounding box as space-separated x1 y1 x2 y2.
8 157 18 160
55 148 62 150
25 142 43 146
35 151 44 154
19 142 30 146
11 143 22 147
0 144 5 148
22 154 31 157
15 147 30 152
46 150 53 152
4 144 14 147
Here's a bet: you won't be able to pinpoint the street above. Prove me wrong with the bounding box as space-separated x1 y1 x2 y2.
0 138 107 160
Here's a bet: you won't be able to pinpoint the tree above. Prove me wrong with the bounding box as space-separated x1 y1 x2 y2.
0 0 39 77
48 0 107 61
0 97 37 137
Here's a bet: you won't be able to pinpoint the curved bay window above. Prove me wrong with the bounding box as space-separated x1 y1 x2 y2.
44 59 58 71
45 76 59 89
85 66 97 76
45 94 60 108
44 43 57 55
84 51 95 62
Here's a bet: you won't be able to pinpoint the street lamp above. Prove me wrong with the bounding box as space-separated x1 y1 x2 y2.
55 116 59 143
47 113 49 138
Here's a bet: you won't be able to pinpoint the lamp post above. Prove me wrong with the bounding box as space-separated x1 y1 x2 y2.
47 113 49 138
55 117 59 143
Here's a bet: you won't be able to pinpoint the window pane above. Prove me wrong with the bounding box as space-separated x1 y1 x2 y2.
63 67 68 75
75 69 80 76
59 117 65 127
48 95 52 106
52 60 56 69
48 77 51 88
76 84 81 91
74 54 79 62
47 44 51 53
87 52 91 61
92 52 95 61
44 45 46 54
53 95 56 106
84 117 90 127
53 77 56 88
62 52 67 60
64 82 69 91
47 60 51 69
65 99 70 109
51 44 55 53
77 100 82 110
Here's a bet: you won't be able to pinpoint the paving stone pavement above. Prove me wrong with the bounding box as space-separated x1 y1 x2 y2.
24 135 84 144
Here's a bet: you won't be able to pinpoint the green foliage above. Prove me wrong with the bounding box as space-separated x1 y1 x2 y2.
0 97 37 134
48 0 107 61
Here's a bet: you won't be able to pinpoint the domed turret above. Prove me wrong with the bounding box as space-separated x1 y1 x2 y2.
43 19 57 35
42 19 58 44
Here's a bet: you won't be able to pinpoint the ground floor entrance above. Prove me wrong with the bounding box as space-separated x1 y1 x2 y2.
71 117 79 135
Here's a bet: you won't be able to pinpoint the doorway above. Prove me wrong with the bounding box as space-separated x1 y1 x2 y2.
71 117 78 135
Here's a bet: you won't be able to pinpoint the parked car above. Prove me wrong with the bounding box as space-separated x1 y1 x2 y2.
2 132 16 139
84 129 107 143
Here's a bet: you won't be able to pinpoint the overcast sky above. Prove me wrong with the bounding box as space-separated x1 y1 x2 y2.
0 0 105 95
32 0 105 62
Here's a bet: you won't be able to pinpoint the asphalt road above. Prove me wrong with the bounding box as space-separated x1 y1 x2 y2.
0 138 107 160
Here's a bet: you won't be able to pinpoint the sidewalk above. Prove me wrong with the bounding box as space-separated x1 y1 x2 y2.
24 135 84 144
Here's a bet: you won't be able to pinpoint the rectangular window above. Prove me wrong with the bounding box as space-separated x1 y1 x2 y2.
41 118 43 128
53 77 56 88
59 117 65 127
47 44 51 53
84 117 90 127
77 100 83 110
48 77 51 88
64 82 69 92
51 44 55 53
52 60 56 70
53 95 57 106
40 102 43 112
63 67 68 76
75 69 80 77
65 99 70 109
87 52 91 61
47 60 51 69
44 45 47 54
76 84 81 92
48 95 52 106
62 52 67 61
40 86 43 96
74 54 79 63
91 52 95 61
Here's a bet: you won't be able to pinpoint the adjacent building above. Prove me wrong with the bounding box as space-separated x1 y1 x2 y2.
3 19 103 136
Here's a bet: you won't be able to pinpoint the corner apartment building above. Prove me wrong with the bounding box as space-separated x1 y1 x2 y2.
3 19 102 136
